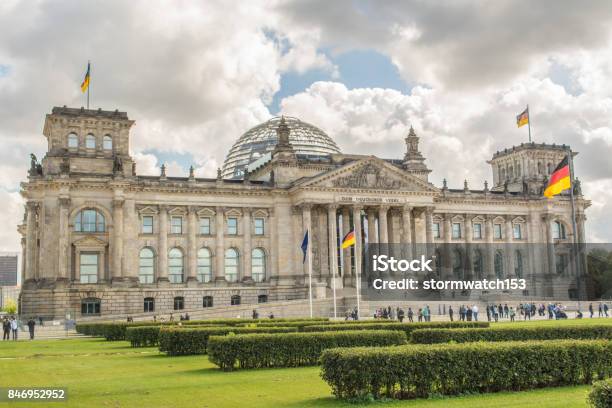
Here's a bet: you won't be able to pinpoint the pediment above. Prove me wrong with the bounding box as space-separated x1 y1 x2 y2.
73 236 107 247
197 207 216 217
296 157 439 193
137 206 158 215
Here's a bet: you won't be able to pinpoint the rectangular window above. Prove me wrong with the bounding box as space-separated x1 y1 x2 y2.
142 216 153 234
513 224 522 239
494 224 503 239
254 218 265 235
432 222 441 239
203 296 213 308
199 217 211 235
227 217 238 235
171 216 183 234
452 222 462 239
174 297 184 310
144 298 155 313
473 223 482 239
80 253 98 284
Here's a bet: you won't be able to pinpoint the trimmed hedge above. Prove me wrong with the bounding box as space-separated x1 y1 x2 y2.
411 325 612 344
320 340 612 400
126 326 165 347
303 321 489 336
208 330 407 370
159 326 298 356
588 377 612 408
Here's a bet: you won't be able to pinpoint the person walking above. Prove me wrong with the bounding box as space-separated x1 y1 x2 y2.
252 309 259 319
486 305 491 322
472 304 479 322
598 303 603 317
10 317 18 341
509 307 516 322
417 308 423 322
2 317 10 340
407 307 414 323
449 306 454 322
589 303 594 318
398 308 405 323
604 303 609 317
27 318 36 340
466 307 472 322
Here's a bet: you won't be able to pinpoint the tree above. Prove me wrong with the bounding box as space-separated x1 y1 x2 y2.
2 298 17 315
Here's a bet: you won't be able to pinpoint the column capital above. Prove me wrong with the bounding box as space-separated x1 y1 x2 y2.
378 204 390 212
58 196 71 208
26 201 40 211
215 206 226 214
112 198 124 208
352 204 363 211
188 205 199 214
425 205 435 215
327 203 339 212
242 207 252 216
402 204 413 213
159 204 169 212
300 203 313 211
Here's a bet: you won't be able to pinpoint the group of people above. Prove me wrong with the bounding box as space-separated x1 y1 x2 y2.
2 316 37 340
371 305 432 322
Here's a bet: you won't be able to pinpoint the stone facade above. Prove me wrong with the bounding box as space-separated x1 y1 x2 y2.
19 107 590 319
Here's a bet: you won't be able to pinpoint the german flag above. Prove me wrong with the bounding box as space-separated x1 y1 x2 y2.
516 107 529 128
341 230 355 249
544 156 571 198
80 62 90 93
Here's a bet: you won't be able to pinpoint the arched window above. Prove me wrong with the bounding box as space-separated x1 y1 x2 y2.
85 133 96 149
81 298 101 315
103 135 113 150
74 209 105 232
224 248 239 282
251 248 266 282
515 250 523 278
197 248 212 283
139 248 155 284
452 249 464 279
230 295 241 305
68 132 78 148
538 162 543 175
144 297 155 312
494 250 504 278
473 249 484 279
168 248 184 283
553 221 566 240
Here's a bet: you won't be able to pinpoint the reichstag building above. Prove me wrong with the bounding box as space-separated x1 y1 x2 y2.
19 106 589 318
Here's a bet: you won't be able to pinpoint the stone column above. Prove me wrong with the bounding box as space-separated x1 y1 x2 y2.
505 216 515 277
301 204 312 279
425 206 434 255
215 206 225 281
112 198 124 281
25 201 39 282
378 205 389 244
544 214 555 276
327 205 339 282
443 213 452 279
57 197 71 282
367 208 377 244
352 205 363 288
464 214 472 279
242 208 252 281
269 208 278 281
401 205 413 261
157 205 169 282
485 215 495 279
341 206 352 280
187 206 198 283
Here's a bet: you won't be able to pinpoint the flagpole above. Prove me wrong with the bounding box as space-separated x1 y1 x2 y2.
87 60 90 109
567 147 582 312
307 229 313 318
527 104 532 142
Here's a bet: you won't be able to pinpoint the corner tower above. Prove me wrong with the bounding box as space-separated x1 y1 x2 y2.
39 106 135 178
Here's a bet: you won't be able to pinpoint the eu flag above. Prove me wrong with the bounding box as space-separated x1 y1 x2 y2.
301 230 309 263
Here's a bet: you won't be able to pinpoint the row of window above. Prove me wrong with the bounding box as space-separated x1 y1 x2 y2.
432 221 524 240
497 161 558 183
72 209 267 236
142 215 265 236
431 221 566 241
81 295 269 315
67 132 113 150
140 247 265 284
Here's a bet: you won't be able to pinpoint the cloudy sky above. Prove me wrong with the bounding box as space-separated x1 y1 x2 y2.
1 0 612 252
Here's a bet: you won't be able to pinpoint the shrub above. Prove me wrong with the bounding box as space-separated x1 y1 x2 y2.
411 325 612 344
182 317 328 327
159 326 298 356
588 377 612 408
320 340 612 400
303 321 489 336
126 326 164 347
208 330 407 370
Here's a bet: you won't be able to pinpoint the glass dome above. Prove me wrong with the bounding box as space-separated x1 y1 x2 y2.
222 116 341 179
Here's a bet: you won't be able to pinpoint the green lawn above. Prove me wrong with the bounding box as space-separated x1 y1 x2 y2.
0 329 604 408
